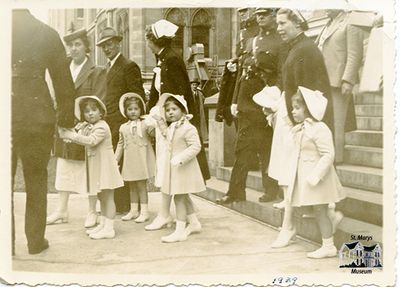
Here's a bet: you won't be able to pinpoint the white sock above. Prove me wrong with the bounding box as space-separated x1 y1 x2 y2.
322 237 334 247
130 203 139 213
175 220 186 233
140 204 148 214
187 213 199 225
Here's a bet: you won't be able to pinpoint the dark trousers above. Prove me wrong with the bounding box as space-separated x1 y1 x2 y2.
12 126 54 252
110 121 130 213
227 113 278 199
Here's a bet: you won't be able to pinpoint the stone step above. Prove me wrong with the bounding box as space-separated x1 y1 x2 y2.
336 164 382 193
345 130 383 148
354 92 383 105
356 116 383 131
336 187 382 226
344 145 382 168
216 166 382 226
199 177 382 248
354 105 383 117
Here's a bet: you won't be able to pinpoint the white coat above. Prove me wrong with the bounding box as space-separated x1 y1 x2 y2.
158 119 206 195
287 119 346 207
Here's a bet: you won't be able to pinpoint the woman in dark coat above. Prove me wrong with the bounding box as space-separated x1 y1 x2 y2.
46 29 106 228
144 19 209 233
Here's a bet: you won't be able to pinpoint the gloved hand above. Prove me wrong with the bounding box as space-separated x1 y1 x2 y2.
230 104 238 117
306 174 320 186
142 115 156 128
149 106 162 121
171 157 182 167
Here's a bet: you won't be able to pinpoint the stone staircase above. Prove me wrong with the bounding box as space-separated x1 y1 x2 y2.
198 90 383 249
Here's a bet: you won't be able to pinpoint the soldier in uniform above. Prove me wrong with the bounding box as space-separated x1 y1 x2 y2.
215 7 258 125
12 9 75 254
217 8 283 205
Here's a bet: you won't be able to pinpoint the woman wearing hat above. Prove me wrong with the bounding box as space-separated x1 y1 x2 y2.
47 29 106 228
144 19 210 231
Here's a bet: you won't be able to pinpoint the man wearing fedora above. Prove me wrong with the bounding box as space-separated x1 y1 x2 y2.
217 8 283 205
97 27 145 213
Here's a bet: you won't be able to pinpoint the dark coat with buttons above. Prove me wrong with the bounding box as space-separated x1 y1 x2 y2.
282 33 334 131
12 10 75 133
104 54 145 147
148 47 198 127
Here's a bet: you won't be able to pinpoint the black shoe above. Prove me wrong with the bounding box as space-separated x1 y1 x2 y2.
258 193 277 203
28 239 49 255
216 195 236 205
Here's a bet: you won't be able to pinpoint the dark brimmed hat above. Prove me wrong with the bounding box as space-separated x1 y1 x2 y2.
254 8 277 15
96 27 123 46
63 28 87 43
237 7 249 12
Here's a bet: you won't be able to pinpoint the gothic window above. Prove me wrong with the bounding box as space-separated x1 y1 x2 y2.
117 12 129 57
166 8 185 57
192 9 211 57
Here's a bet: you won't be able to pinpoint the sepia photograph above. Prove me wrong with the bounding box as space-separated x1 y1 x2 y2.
0 0 397 286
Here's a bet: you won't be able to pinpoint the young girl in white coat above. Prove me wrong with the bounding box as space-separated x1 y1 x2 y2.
286 86 346 258
115 93 156 223
151 93 205 243
62 95 124 239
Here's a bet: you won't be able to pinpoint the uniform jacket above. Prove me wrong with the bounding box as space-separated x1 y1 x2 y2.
54 58 107 160
159 119 206 195
71 120 124 193
316 12 365 87
115 120 156 181
104 54 145 147
12 10 75 132
232 29 284 117
282 33 334 131
215 61 238 125
287 120 346 207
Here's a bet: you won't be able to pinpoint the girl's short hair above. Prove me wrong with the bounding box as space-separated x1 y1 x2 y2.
124 97 144 116
277 8 309 31
164 97 186 113
291 90 313 119
145 26 173 48
79 98 105 121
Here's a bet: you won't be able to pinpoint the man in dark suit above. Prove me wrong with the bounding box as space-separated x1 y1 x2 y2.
12 9 75 254
217 8 282 205
96 27 145 213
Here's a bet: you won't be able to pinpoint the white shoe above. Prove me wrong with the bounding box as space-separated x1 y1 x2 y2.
90 218 115 239
86 216 105 235
145 215 173 231
185 222 202 236
271 228 296 248
84 212 97 228
330 211 344 234
121 210 139 221
161 230 187 243
273 200 286 209
307 245 337 259
134 213 149 223
46 212 68 225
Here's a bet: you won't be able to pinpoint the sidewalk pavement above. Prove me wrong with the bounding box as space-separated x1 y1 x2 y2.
12 191 339 274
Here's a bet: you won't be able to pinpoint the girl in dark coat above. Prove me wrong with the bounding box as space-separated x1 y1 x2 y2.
144 20 208 235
